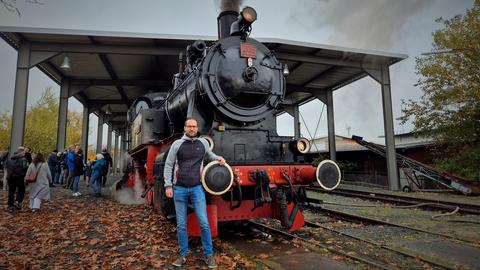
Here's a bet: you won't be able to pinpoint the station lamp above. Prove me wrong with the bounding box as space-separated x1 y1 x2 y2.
60 55 71 70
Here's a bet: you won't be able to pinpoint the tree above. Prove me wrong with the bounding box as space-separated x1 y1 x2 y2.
24 87 60 153
0 112 12 151
0 87 84 154
401 1 480 181
1 0 44 16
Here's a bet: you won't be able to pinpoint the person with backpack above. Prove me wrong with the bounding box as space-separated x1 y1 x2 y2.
26 153 51 212
101 148 113 187
5 146 28 213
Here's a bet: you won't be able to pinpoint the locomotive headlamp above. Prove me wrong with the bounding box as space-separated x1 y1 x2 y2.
230 6 257 36
289 137 311 154
200 135 215 151
241 7 257 23
296 138 311 154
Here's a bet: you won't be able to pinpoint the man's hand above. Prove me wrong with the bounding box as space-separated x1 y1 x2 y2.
165 186 173 198
217 156 226 166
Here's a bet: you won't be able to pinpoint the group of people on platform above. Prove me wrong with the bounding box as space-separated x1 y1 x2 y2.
3 145 112 213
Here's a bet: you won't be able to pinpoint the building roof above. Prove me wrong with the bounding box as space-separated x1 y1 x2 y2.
309 135 369 153
392 132 434 149
0 27 407 132
310 132 434 154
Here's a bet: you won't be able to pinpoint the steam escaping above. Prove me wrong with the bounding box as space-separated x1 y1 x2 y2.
214 0 243 12
290 0 434 51
112 170 145 205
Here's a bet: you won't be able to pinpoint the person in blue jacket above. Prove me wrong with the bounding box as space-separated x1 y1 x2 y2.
65 145 76 189
90 154 106 197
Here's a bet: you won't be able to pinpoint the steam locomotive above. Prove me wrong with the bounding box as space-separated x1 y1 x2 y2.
123 7 341 237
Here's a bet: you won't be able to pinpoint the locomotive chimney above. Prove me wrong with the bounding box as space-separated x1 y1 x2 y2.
217 10 238 39
217 0 242 39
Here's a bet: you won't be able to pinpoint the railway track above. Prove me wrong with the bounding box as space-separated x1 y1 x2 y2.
306 186 480 215
247 220 451 270
304 197 478 244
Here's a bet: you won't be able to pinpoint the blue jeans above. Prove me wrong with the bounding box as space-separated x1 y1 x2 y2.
73 176 80 193
173 185 212 257
54 170 60 184
49 166 56 184
91 175 102 195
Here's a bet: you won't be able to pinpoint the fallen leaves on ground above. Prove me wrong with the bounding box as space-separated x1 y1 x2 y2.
0 191 254 269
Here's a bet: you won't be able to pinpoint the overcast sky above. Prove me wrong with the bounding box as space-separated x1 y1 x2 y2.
0 0 474 150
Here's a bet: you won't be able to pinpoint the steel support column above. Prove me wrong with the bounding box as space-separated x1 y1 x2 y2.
293 106 300 139
56 78 70 151
326 90 336 161
119 130 126 173
365 65 399 191
81 106 89 161
314 90 337 160
96 114 104 154
113 132 119 175
10 41 31 151
107 125 112 153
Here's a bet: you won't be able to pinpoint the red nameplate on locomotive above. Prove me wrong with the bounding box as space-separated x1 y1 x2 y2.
240 43 256 58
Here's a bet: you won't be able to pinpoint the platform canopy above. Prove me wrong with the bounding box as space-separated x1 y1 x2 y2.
0 27 406 130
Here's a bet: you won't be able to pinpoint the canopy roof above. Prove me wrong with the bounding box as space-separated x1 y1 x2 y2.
1 27 407 131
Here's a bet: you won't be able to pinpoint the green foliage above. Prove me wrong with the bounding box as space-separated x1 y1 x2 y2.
0 87 83 155
0 112 12 151
401 1 480 181
24 87 60 153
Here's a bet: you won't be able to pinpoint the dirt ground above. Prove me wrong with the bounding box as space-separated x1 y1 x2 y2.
0 176 255 269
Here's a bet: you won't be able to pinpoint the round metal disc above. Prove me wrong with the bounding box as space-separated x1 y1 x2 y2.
201 161 234 195
316 160 341 190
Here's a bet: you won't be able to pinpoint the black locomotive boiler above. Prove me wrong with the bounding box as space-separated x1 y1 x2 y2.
125 6 341 237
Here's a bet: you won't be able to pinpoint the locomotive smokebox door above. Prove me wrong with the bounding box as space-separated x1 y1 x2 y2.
200 36 285 123
316 160 341 190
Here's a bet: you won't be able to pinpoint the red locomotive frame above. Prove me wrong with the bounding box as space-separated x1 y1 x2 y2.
126 139 317 237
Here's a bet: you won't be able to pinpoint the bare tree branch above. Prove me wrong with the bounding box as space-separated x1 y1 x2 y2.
1 0 44 16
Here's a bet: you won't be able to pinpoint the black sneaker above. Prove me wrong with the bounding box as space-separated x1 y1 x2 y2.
14 201 21 210
172 255 186 267
205 256 217 269
7 206 15 213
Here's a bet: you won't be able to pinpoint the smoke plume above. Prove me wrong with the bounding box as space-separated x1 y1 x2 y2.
290 0 434 51
112 170 145 205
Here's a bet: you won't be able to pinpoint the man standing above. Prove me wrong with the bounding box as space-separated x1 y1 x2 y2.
101 148 113 187
5 146 28 213
65 145 75 189
164 117 225 269
47 149 58 187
